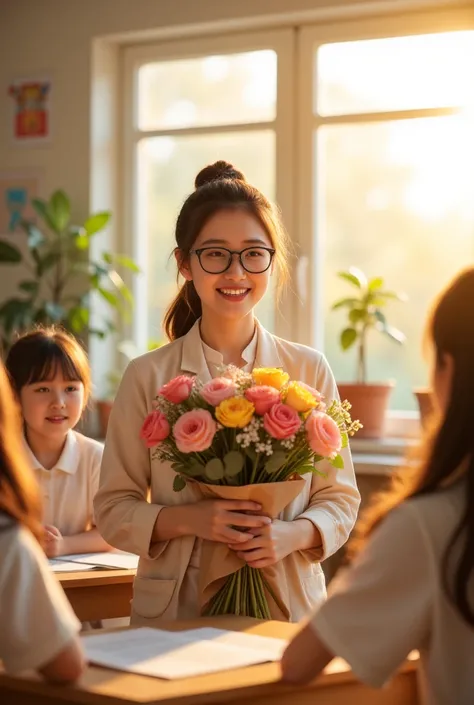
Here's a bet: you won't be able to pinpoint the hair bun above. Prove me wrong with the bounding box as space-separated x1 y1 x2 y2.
194 160 246 189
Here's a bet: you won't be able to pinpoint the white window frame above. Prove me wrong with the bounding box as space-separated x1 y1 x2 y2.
121 29 296 352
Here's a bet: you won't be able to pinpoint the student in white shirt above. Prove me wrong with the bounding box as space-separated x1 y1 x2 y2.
0 359 84 682
95 160 360 624
281 268 474 705
5 327 110 557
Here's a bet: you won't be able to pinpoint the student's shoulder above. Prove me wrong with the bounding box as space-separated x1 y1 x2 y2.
270 332 327 369
0 513 40 576
72 431 104 461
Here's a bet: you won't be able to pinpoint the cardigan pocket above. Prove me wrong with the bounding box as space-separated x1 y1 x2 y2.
132 576 177 619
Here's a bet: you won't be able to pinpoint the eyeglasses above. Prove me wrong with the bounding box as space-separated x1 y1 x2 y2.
189 246 275 274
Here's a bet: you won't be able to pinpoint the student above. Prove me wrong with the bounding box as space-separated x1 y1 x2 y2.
281 268 474 705
5 327 110 557
0 359 84 682
95 160 360 624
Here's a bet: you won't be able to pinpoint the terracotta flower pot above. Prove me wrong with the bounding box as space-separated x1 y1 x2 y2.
414 388 434 429
96 399 113 439
337 382 394 439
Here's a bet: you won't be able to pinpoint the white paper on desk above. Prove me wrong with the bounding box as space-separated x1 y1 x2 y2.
56 550 139 570
49 560 93 572
82 627 287 679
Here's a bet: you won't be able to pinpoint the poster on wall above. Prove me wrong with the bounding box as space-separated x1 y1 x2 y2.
0 171 41 236
8 76 52 145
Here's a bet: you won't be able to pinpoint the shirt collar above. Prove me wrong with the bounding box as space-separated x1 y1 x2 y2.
23 431 79 474
201 325 258 368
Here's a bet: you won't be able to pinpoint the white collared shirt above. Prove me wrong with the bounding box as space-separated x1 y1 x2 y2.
24 430 104 535
201 325 258 378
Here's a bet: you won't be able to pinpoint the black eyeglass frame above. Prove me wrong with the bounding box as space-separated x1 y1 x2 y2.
189 246 276 274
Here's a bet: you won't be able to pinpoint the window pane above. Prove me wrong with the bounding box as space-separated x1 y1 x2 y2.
138 51 277 130
318 115 474 409
138 131 276 343
317 31 474 116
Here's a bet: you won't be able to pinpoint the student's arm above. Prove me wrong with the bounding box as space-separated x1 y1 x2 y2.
295 354 361 560
44 525 111 556
0 525 84 682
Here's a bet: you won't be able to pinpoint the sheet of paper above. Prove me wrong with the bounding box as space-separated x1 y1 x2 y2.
82 627 287 680
49 560 93 573
55 550 139 570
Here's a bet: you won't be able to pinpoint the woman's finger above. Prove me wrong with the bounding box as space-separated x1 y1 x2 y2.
224 512 270 528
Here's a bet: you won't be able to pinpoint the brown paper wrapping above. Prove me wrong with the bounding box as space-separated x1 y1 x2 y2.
194 476 306 621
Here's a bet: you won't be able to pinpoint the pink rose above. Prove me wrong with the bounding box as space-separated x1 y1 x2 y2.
201 378 237 406
159 375 194 404
173 409 217 453
263 402 301 439
305 411 341 458
140 410 170 448
245 385 280 415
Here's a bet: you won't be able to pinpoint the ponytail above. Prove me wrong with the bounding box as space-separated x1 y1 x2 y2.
164 280 202 342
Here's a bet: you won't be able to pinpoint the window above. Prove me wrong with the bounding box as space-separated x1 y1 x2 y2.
122 12 474 412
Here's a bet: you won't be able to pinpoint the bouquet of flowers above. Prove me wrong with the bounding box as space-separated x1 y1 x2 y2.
140 366 361 620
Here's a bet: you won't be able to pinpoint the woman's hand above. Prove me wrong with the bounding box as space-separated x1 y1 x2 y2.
44 524 64 558
185 500 271 544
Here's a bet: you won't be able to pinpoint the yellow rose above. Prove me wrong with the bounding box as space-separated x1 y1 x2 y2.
215 397 255 428
284 382 318 413
252 367 289 390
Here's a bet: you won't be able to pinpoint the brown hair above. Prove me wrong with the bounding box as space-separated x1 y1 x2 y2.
350 267 474 625
5 326 92 406
0 359 43 542
164 160 291 341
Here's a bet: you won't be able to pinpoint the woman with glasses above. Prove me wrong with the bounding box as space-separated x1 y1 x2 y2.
95 161 360 624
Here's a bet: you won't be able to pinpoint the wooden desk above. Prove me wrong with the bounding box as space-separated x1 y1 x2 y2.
58 570 135 622
0 617 419 705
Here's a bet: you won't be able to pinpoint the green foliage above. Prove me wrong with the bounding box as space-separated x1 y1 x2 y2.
0 189 140 350
332 267 407 383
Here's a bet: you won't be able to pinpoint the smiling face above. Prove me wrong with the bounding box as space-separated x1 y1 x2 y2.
178 208 274 323
19 369 85 446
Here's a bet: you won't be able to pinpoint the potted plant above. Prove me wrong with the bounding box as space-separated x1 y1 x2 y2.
0 188 139 350
331 267 407 439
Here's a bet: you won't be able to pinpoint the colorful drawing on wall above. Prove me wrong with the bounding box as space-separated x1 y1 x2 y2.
0 172 40 235
8 78 51 143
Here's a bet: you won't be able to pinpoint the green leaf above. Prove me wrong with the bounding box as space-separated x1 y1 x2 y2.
378 290 408 302
373 309 387 329
0 240 22 263
337 267 367 290
97 287 120 307
107 270 133 304
264 451 287 474
330 454 344 469
173 474 187 492
109 253 140 273
31 198 57 231
187 462 205 478
368 276 384 291
295 463 315 475
49 190 70 232
205 458 225 481
83 211 111 237
331 297 360 311
341 432 349 449
340 327 358 350
348 308 366 324
383 326 406 344
37 251 60 276
223 450 245 477
67 306 89 332
0 298 33 334
245 447 258 465
18 280 39 295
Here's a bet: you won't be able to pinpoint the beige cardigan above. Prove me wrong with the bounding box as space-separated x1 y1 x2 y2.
94 320 360 624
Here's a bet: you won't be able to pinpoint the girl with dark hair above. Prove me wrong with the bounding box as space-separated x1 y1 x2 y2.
281 268 474 704
0 359 84 682
95 161 360 624
5 327 110 557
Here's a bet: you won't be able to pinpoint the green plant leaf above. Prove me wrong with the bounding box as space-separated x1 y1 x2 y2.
331 297 360 311
173 475 187 492
378 290 408 302
349 308 366 324
109 253 140 273
187 462 205 477
341 432 349 449
383 325 406 344
37 251 60 276
18 280 39 295
44 302 66 322
368 276 384 291
67 305 89 332
20 221 45 249
97 287 120 307
330 454 344 469
0 240 22 263
49 190 70 232
83 211 111 237
245 447 258 464
223 450 245 477
373 309 387 329
31 198 57 231
0 298 33 334
265 450 287 474
205 458 225 481
337 267 367 290
340 327 358 350
107 270 133 304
